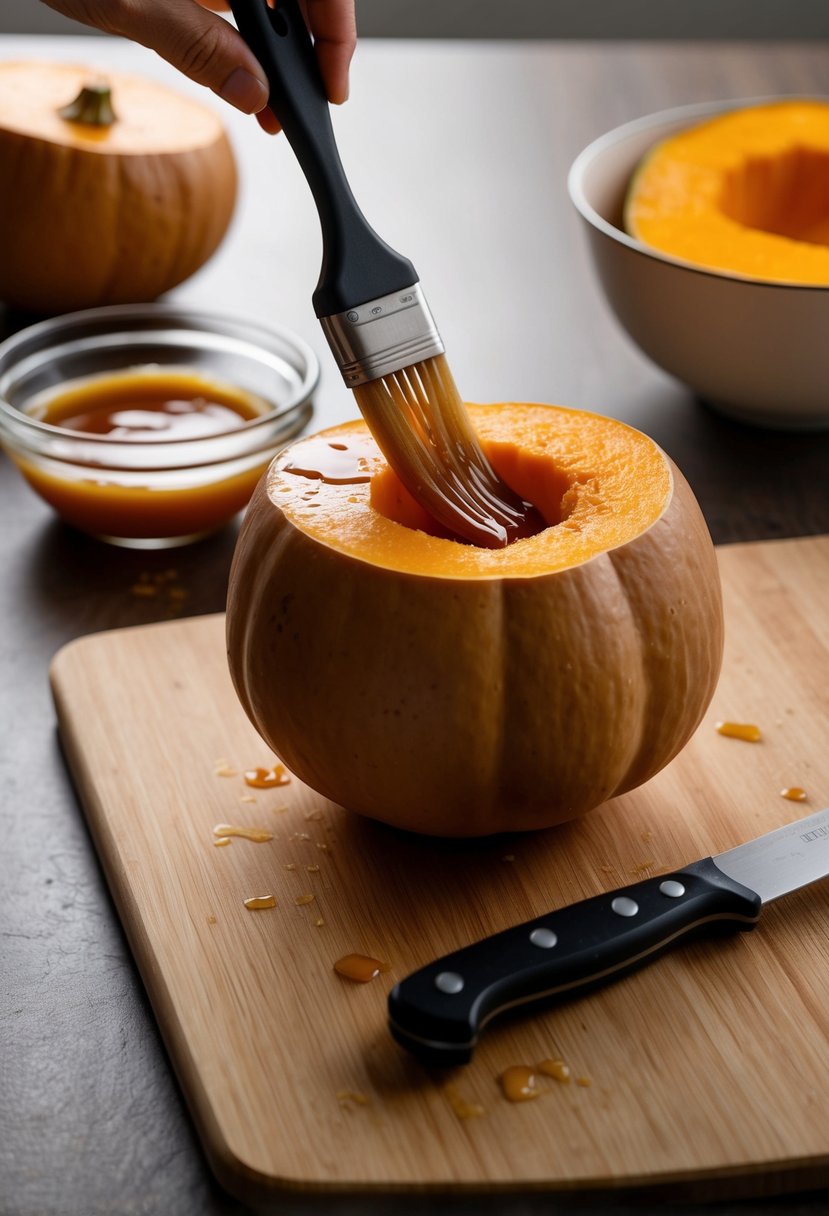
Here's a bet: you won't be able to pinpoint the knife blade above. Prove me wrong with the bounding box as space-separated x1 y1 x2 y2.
388 805 829 1065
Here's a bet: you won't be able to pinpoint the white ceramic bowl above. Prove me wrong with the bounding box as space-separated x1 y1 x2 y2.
568 98 829 430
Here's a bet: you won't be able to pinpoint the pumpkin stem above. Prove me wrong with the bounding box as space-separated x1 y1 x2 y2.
58 81 116 127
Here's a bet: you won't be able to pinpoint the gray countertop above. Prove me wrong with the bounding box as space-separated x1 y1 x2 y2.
1 33 829 1216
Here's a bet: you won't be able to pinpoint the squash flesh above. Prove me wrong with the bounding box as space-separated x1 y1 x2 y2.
271 404 673 579
226 403 723 837
626 100 829 284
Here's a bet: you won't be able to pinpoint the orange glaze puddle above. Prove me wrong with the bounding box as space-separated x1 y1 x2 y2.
213 823 274 843
781 787 807 801
444 1084 485 1119
19 368 271 539
34 372 263 438
130 570 187 609
333 954 391 983
538 1058 571 1083
630 859 657 876
283 436 375 484
244 765 290 789
337 1090 371 1106
243 895 277 910
716 721 762 742
500 1066 539 1102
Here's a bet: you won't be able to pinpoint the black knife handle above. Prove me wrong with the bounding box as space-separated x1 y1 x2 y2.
228 0 416 316
388 858 761 1066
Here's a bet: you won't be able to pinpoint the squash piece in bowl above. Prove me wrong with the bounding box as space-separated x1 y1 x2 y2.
226 404 723 838
625 99 829 284
568 98 829 428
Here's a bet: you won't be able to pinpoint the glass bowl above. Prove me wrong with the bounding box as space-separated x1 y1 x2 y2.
0 303 319 546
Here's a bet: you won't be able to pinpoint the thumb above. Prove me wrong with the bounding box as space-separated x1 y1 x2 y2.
62 0 270 114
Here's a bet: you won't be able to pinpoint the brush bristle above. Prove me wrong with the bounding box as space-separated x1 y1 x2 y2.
353 354 541 548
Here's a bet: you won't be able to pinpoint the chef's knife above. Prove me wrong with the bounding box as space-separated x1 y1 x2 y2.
388 805 829 1065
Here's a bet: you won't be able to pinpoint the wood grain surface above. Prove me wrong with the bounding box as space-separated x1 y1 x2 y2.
49 536 829 1201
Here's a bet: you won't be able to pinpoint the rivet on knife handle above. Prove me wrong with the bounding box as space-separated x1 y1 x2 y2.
387 858 762 1066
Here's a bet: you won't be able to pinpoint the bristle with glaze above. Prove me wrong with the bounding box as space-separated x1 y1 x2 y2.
353 354 543 548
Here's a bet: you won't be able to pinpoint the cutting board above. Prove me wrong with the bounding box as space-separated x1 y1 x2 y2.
50 536 829 1203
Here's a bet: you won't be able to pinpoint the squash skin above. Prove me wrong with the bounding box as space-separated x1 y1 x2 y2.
0 63 237 313
226 412 723 837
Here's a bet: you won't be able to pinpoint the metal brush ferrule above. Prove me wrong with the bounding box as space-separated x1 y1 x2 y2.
319 283 445 387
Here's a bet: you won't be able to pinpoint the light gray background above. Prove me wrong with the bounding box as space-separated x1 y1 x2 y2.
3 0 829 38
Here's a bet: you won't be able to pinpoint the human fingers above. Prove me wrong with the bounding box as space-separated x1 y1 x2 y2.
197 0 355 105
300 0 357 104
256 105 282 135
42 0 269 115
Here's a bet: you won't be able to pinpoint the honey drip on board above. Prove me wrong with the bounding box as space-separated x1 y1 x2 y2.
333 954 391 983
538 1058 571 1084
243 895 277 910
294 894 315 906
213 837 231 848
716 721 762 742
244 765 290 789
500 1066 539 1102
781 787 807 801
337 1090 371 1106
499 1057 590 1100
630 859 657 876
444 1084 485 1119
213 823 273 843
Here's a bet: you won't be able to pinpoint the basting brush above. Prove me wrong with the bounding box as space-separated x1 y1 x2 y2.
229 0 542 547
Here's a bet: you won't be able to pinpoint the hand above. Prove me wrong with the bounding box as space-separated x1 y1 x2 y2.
40 0 356 131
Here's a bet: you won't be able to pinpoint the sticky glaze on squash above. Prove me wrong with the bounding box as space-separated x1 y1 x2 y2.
0 62 237 312
226 403 723 837
625 100 829 285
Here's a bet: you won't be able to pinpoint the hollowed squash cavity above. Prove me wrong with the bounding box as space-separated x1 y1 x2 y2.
626 100 829 284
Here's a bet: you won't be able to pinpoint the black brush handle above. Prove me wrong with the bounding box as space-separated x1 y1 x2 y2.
228 0 416 316
388 859 762 1066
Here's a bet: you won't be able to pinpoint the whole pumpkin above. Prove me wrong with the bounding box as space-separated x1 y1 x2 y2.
226 403 723 837
0 62 237 312
625 99 829 284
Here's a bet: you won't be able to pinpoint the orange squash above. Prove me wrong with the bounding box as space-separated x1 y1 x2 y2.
0 62 237 312
625 99 829 284
226 403 723 837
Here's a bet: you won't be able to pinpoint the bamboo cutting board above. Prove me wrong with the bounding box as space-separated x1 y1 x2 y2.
50 536 829 1202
